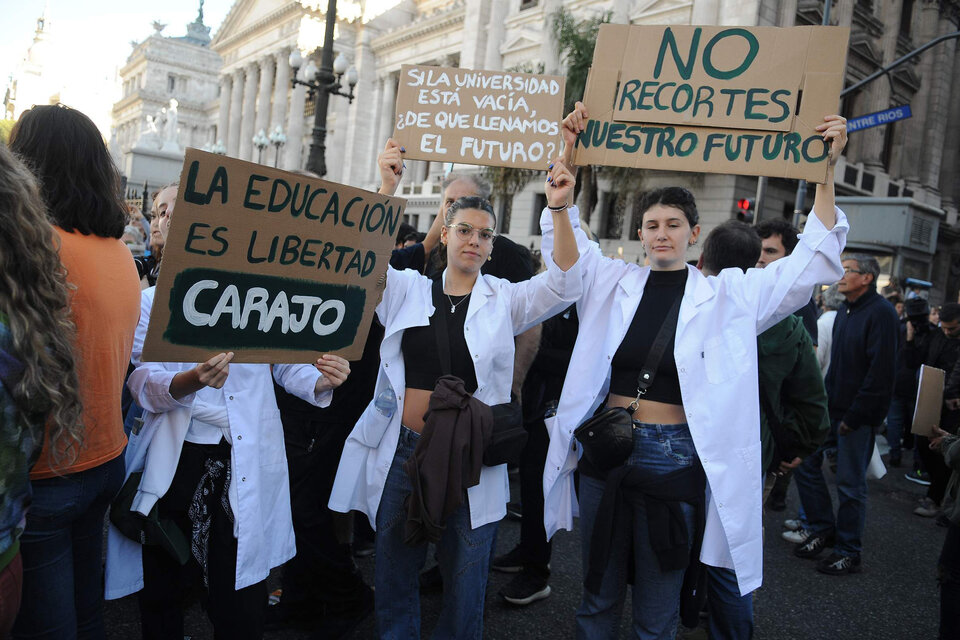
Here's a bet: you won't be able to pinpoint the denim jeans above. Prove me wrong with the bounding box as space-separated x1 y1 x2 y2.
793 420 874 557
13 454 125 640
885 396 912 461
705 565 753 640
375 427 497 640
576 422 698 640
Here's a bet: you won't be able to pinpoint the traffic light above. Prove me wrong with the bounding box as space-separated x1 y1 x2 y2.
736 198 755 223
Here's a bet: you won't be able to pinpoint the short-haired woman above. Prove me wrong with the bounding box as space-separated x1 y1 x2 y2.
540 103 848 639
328 147 582 639
9 103 143 639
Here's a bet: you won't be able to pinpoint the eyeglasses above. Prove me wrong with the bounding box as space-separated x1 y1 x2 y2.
447 222 497 243
842 267 864 274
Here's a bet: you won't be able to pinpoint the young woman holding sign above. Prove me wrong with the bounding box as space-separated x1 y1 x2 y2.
104 183 352 640
538 102 848 639
327 144 582 639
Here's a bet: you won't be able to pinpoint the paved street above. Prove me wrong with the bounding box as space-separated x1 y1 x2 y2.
104 455 945 639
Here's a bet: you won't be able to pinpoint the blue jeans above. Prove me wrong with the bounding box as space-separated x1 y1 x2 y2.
705 565 753 640
885 396 911 461
793 420 874 557
576 422 698 640
13 454 125 640
375 427 497 640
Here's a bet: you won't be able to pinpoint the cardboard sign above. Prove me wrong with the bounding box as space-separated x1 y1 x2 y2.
575 24 850 182
141 149 404 364
392 64 565 170
912 365 945 437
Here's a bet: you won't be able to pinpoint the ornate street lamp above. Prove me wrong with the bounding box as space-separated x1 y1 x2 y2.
288 0 358 177
211 139 227 155
253 129 269 164
268 125 287 168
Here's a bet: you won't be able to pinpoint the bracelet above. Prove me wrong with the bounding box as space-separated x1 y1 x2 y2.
547 202 568 211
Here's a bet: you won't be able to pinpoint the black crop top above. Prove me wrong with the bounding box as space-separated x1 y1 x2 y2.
609 269 687 405
401 282 478 392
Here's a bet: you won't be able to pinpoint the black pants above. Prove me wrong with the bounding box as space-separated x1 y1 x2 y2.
518 417 552 569
939 521 960 639
278 413 368 614
139 441 266 640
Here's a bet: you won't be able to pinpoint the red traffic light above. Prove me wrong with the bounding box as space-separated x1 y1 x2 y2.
737 198 754 211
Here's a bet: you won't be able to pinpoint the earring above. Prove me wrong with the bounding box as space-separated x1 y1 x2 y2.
487 254 493 262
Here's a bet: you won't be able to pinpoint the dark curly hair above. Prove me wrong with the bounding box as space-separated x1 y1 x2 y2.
636 186 699 228
10 104 127 239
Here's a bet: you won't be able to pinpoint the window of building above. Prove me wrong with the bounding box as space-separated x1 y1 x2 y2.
900 0 914 36
520 0 538 10
168 75 176 93
530 193 547 235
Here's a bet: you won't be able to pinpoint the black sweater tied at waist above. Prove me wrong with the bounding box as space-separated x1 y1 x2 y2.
585 462 707 627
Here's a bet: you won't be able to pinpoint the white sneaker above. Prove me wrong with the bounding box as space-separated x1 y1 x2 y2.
782 528 811 544
783 519 803 531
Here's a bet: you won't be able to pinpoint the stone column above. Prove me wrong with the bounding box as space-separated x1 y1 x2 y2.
902 0 940 188
238 63 259 161
367 76 385 185
540 0 562 74
227 69 244 157
460 0 491 69
272 48 291 130
857 0 902 169
611 0 630 24
834 0 854 27
920 17 957 190
255 55 275 147
344 28 379 185
284 67 308 170
939 48 960 212
378 73 397 151
217 74 231 148
483 0 507 70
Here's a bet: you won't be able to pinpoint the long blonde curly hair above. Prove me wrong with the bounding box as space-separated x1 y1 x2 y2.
0 144 83 467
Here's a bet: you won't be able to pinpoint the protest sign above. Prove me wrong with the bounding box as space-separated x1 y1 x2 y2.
575 24 850 182
141 149 404 363
912 364 945 437
392 64 565 170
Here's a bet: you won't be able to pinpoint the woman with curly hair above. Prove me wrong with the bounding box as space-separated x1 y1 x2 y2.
0 144 83 636
9 104 142 639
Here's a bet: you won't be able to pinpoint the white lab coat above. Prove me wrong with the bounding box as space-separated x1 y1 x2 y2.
105 286 330 599
328 258 581 530
539 206 847 596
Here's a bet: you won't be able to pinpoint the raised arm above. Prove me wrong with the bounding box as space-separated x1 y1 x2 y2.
811 115 848 230
545 159 578 272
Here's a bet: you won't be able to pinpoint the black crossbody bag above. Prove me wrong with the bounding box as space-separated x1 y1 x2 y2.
574 294 683 473
431 278 527 467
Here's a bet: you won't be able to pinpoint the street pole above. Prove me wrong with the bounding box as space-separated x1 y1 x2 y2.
306 0 338 177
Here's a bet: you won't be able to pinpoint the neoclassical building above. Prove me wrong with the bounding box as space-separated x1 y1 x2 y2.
117 0 960 299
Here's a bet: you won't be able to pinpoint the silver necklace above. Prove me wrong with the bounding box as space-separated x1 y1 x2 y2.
445 291 470 314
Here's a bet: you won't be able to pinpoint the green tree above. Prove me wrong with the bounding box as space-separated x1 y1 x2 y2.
551 8 645 233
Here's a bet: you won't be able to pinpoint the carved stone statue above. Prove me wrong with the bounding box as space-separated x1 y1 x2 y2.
164 98 179 143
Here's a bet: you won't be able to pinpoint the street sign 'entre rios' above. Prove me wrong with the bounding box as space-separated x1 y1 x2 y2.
575 24 850 182
847 105 912 132
141 149 403 363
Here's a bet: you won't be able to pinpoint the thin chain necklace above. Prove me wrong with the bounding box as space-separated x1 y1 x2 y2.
445 291 470 314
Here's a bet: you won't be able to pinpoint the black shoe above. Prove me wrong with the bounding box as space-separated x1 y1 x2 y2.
794 533 834 559
904 470 932 486
506 501 523 521
816 552 861 575
265 600 320 632
491 545 525 573
499 568 551 606
766 495 787 512
353 538 375 558
419 565 443 592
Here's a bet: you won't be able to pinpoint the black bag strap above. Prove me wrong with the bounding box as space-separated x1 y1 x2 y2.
631 292 683 411
432 278 452 376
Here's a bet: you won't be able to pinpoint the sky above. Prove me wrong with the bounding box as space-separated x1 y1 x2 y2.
1 0 236 126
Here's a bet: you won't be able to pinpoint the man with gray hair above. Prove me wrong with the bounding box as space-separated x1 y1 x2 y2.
793 253 899 575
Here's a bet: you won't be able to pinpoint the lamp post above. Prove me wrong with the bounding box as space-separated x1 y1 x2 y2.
211 139 226 155
288 0 358 176
269 125 287 168
253 129 269 164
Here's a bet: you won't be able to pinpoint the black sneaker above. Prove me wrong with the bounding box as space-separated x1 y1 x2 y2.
904 470 932 486
816 552 861 575
491 545 526 573
506 501 523 521
499 568 551 606
794 533 834 559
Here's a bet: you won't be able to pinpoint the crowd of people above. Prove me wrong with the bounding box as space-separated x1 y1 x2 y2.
0 95 957 640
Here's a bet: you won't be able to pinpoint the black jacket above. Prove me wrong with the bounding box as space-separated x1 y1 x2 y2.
824 290 900 430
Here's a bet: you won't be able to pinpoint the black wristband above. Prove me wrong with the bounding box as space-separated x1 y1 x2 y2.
547 202 568 211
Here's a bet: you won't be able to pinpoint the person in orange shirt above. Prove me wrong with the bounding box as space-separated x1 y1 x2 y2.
9 104 142 639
